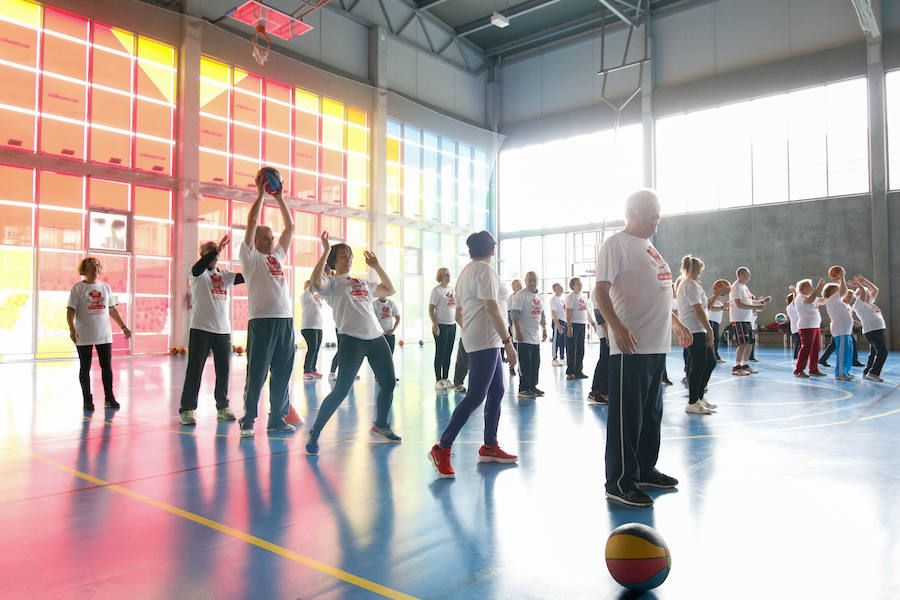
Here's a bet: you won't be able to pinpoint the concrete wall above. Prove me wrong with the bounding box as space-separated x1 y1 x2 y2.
653 194 896 346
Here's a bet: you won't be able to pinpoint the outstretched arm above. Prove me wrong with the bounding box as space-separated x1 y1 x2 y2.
367 251 395 297
274 190 294 253
244 178 265 248
310 231 330 292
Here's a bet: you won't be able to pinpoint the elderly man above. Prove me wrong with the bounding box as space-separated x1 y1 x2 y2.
594 189 693 507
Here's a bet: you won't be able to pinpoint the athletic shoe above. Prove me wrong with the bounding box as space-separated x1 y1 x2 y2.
83 396 94 412
638 472 679 488
552 359 562 366
605 488 653 507
454 384 467 392
266 420 296 434
435 380 447 390
104 398 120 409
312 372 324 378
532 387 545 397
818 360 831 368
743 366 759 374
328 372 337 381
566 374 575 381
304 373 314 380
732 367 749 376
240 426 254 438
478 444 517 463
809 371 827 377
852 361 865 367
700 398 717 410
748 358 759 363
685 402 711 414
517 389 536 398
587 392 608 405
370 423 402 442
716 358 726 364
661 377 673 386
834 375 852 381
794 371 809 378
681 377 688 387
575 372 589 379
217 407 236 421
864 373 884 382
428 444 455 478
441 379 454 388
305 432 319 455
179 410 197 425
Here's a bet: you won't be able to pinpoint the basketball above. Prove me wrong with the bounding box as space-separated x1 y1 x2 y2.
775 312 787 324
178 347 187 355
398 340 404 347
169 347 177 355
257 166 283 194
712 279 731 295
235 346 244 355
605 523 671 591
418 340 424 346
828 265 844 279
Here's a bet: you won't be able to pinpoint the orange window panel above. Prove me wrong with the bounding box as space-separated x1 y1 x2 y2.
293 106 317 141
39 118 84 159
134 257 169 295
136 38 175 104
0 64 37 110
38 249 81 291
199 196 228 226
231 200 251 226
0 164 34 203
90 129 131 167
93 24 134 55
95 252 128 294
88 178 129 211
39 171 82 209
134 185 170 219
292 237 317 267
133 296 169 333
92 48 132 91
0 107 35 151
199 114 227 152
293 139 316 172
322 116 343 149
347 107 366 128
135 99 171 140
232 157 259 190
322 148 343 179
233 123 260 159
199 150 228 185
200 57 230 113
321 178 343 205
134 219 170 256
321 215 343 238
90 88 131 130
234 91 261 127
262 206 287 234
266 85 291 129
293 211 316 236
264 133 290 170
0 1 40 66
135 138 171 174
347 125 367 155
37 208 83 249
0 204 34 246
293 170 317 202
233 69 261 95
43 8 88 76
133 333 168 353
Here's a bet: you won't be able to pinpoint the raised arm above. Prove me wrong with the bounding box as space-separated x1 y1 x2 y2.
244 179 265 248
274 190 294 253
855 275 878 300
310 231 330 291
366 251 395 297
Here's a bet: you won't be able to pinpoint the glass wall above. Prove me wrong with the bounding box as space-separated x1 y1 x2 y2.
888 69 900 191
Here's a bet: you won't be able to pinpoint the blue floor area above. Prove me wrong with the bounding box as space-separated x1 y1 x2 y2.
1 343 899 599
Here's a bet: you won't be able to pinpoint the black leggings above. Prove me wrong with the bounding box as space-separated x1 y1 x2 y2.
330 328 340 373
77 343 114 403
863 329 888 376
433 323 456 380
686 333 715 403
566 323 585 375
792 332 801 359
311 334 396 435
301 328 323 373
180 328 231 412
711 321 721 360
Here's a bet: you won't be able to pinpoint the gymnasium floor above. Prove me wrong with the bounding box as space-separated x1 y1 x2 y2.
1 342 898 599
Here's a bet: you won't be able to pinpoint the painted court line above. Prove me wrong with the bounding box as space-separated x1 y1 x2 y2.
31 453 420 600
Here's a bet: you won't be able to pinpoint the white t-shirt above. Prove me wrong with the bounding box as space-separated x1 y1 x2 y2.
565 291 589 324
786 303 800 334
429 285 457 325
550 295 566 321
825 293 853 337
374 298 400 334
852 298 885 333
498 281 511 316
300 289 324 330
729 281 753 322
793 295 822 329
595 232 673 355
67 281 116 346
318 274 383 340
510 289 544 345
190 268 237 334
239 242 292 320
708 296 727 324
456 260 502 353
676 278 708 334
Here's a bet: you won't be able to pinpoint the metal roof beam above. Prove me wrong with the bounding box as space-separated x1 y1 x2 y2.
417 0 453 9
456 0 567 37
597 0 634 26
484 10 613 57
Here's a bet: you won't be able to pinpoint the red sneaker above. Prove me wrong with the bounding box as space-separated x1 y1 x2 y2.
429 444 455 478
478 444 518 464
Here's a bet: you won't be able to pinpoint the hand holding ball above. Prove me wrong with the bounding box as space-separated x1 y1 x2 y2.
712 279 731 296
828 265 844 280
256 167 283 195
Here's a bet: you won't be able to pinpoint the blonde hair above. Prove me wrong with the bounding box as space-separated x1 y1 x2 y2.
568 277 581 290
796 279 813 294
78 257 101 276
436 267 450 283
822 283 839 299
681 254 704 279
199 241 218 256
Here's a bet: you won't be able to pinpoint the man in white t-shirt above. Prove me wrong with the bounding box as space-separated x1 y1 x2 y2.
179 234 245 425
375 296 401 353
237 174 297 438
594 189 693 508
510 271 547 399
729 268 769 376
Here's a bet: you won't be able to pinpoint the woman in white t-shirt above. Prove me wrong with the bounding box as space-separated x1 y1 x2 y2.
786 291 801 361
564 276 597 380
305 232 400 455
300 280 325 379
823 272 855 380
428 231 519 478
429 268 457 390
675 255 717 414
792 278 826 377
852 274 888 381
707 286 729 363
66 257 131 411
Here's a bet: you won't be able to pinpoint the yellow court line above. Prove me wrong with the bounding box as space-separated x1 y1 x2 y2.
31 454 419 600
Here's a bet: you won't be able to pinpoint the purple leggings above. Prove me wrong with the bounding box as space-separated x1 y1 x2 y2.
440 347 504 448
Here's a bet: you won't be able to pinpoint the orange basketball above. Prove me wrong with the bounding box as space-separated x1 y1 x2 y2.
235 346 244 354
828 265 844 279
712 279 731 295
398 340 404 347
178 347 187 355
169 347 178 355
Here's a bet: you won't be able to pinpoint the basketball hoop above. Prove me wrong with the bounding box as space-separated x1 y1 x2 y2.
252 24 271 65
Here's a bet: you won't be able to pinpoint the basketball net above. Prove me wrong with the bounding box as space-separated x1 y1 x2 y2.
252 24 271 65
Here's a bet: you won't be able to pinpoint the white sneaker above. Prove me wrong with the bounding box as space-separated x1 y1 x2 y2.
435 380 447 390
835 375 852 381
700 398 717 410
745 366 759 374
440 379 453 388
328 372 337 381
179 410 196 425
240 426 254 438
217 407 236 421
552 359 561 367
685 402 712 414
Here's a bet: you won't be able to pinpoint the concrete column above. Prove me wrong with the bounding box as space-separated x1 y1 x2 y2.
641 36 655 189
866 35 893 348
369 27 388 268
173 16 202 347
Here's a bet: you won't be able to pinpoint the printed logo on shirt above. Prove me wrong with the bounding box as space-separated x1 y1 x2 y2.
210 272 228 299
347 277 370 301
647 244 672 284
445 292 456 308
578 298 587 311
531 298 542 315
266 256 284 282
380 305 392 318
88 289 105 312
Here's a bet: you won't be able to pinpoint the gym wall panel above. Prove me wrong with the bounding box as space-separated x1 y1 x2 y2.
540 41 594 117
651 2 717 89
788 0 864 57
500 56 543 125
713 0 790 74
320 9 369 81
453 69 488 127
385 38 418 99
416 54 456 115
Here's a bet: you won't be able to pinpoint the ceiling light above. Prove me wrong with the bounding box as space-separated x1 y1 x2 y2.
491 11 509 28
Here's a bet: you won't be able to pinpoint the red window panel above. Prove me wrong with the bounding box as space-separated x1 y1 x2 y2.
95 252 128 294
88 178 129 211
133 333 168 353
133 185 170 219
135 99 171 140
232 156 259 190
38 250 82 291
134 296 168 333
135 137 171 174
232 297 249 331
38 171 82 209
199 113 227 152
37 207 82 249
134 257 170 295
293 170 317 201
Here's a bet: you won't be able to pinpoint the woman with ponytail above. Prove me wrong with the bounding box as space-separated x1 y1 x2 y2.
675 255 717 414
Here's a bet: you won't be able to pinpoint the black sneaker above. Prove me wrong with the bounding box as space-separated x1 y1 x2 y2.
104 398 120 409
661 377 673 386
605 488 653 507
748 358 759 363
575 372 589 379
819 359 831 368
638 472 679 489
83 400 94 412
531 388 545 397
852 361 865 367
587 392 608 405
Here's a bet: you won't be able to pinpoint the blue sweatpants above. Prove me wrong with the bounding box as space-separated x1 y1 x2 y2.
834 334 854 377
440 347 504 448
240 317 294 428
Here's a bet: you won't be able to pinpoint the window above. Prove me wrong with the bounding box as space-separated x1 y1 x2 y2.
889 70 900 190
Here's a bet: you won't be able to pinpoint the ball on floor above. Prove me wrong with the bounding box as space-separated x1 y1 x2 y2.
775 312 787 324
605 522 671 591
